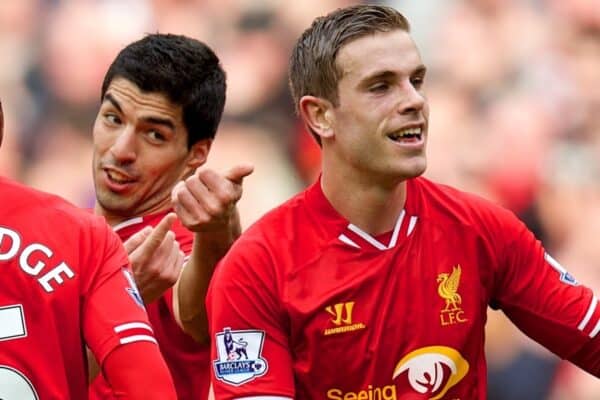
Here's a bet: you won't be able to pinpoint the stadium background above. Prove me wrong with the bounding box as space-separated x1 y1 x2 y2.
0 0 598 398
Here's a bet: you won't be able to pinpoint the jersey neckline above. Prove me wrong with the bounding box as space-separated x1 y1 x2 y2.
111 209 173 233
304 178 419 251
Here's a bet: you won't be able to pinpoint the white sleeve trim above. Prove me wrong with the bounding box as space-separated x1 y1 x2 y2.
578 296 598 331
114 321 153 333
119 334 158 345
589 318 600 338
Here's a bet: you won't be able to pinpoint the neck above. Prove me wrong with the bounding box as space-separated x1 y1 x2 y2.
94 200 171 227
321 169 407 236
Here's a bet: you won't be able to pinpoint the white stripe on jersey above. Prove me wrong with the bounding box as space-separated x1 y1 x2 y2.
343 210 419 250
112 217 144 232
347 224 387 250
119 335 158 345
407 216 418 236
338 234 360 249
578 296 598 331
589 319 600 339
114 321 154 333
114 322 156 345
387 209 406 248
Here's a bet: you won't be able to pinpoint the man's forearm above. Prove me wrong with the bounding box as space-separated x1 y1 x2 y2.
176 210 241 343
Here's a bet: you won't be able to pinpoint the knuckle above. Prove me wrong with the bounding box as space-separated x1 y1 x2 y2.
215 190 234 205
205 203 224 217
160 271 178 285
146 262 161 275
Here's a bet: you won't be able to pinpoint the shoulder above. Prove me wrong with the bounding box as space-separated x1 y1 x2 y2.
0 178 123 283
239 189 308 245
2 177 109 233
411 177 524 234
214 191 308 282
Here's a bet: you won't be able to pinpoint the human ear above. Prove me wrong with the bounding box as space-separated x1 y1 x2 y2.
186 139 212 171
298 96 334 141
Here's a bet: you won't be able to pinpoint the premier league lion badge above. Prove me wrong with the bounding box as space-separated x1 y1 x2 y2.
213 327 268 386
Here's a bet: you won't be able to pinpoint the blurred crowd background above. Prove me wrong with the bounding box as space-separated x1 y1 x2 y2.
1 0 599 398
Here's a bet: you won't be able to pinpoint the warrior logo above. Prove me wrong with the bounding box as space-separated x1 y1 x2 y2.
213 327 268 386
324 301 366 336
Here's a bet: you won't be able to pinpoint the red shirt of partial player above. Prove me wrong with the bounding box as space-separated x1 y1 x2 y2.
208 177 600 399
90 210 210 400
0 177 168 399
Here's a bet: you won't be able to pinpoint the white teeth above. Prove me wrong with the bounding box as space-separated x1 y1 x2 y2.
397 127 421 136
389 127 422 140
107 170 133 183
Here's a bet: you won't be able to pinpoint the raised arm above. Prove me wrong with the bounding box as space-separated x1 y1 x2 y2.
171 164 253 343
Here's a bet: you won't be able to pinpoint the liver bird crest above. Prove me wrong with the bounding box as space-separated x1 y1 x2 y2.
437 265 462 311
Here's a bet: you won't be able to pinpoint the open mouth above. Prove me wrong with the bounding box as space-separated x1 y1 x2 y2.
105 169 135 184
387 127 423 143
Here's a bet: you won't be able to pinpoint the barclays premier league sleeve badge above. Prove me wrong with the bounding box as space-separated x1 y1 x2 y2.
213 327 268 386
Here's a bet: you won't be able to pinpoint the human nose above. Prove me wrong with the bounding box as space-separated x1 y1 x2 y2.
398 83 426 115
110 126 137 162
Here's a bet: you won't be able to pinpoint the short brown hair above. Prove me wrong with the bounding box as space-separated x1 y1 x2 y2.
289 5 410 112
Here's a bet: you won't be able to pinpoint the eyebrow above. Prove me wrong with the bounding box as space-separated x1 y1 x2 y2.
103 93 123 113
361 64 428 85
413 65 427 76
102 93 176 132
143 116 176 132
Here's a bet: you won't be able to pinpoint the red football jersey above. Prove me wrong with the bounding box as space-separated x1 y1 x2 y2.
0 177 158 399
90 210 211 400
208 177 600 399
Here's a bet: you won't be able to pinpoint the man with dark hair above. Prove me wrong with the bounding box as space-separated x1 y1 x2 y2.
89 33 252 400
0 100 177 399
207 5 600 399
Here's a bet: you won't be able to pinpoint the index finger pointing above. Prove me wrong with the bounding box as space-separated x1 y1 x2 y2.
123 226 152 254
139 212 177 254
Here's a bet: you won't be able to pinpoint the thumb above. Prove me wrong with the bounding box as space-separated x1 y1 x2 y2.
225 164 254 184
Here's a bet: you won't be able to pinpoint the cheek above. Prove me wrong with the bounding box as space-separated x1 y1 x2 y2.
423 102 430 119
142 155 182 181
92 124 111 153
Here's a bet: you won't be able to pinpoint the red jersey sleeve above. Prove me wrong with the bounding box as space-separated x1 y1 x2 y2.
103 341 177 399
207 235 295 399
490 209 600 375
82 219 158 367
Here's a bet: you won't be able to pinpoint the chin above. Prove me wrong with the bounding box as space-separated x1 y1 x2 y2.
400 158 427 179
96 191 126 212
